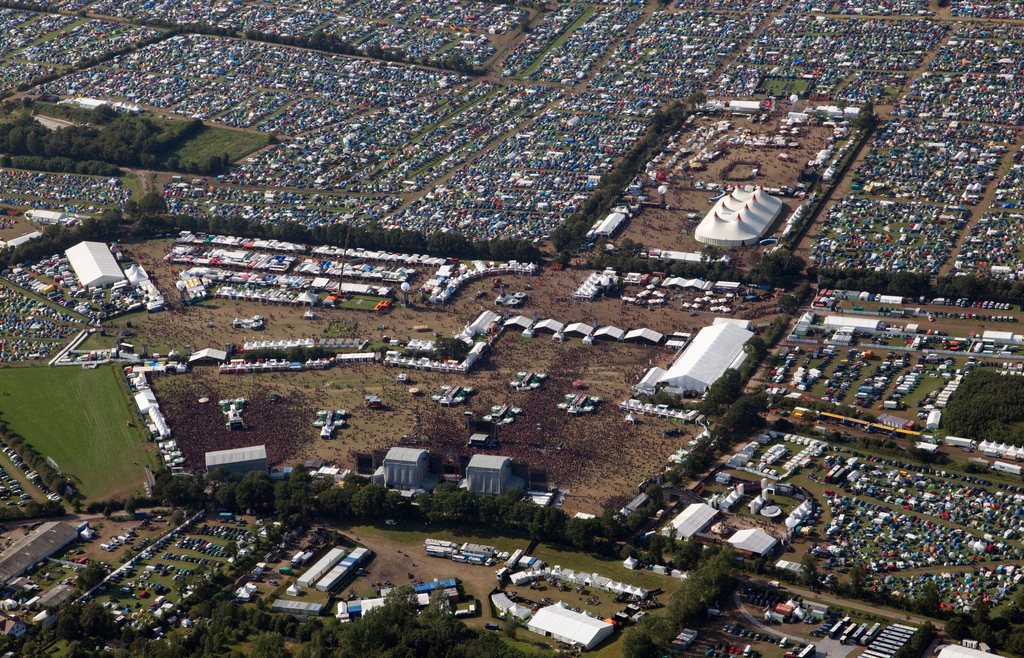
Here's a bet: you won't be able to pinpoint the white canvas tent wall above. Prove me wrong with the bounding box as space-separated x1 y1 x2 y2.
659 322 753 391
527 601 614 650
695 188 783 247
65 241 125 288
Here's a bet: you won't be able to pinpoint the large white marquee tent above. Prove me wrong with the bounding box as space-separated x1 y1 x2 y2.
695 188 783 247
658 322 753 391
65 241 125 288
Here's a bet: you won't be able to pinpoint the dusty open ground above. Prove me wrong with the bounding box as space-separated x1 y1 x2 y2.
108 239 787 512
619 114 832 255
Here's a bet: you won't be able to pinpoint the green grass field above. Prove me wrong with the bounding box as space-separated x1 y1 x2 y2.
0 365 155 501
171 125 270 168
334 294 388 311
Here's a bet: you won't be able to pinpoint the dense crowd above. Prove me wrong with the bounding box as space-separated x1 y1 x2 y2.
502 5 584 78
386 107 647 241
895 73 1024 125
952 212 1024 280
824 490 1024 572
791 0 929 14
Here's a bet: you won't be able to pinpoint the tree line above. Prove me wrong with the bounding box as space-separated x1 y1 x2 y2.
0 110 231 175
2 203 543 269
818 266 1024 305
943 369 1024 443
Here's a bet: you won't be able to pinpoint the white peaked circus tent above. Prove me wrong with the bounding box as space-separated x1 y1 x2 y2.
695 188 784 247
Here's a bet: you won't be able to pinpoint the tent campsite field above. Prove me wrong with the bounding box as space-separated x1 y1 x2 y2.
0 366 154 501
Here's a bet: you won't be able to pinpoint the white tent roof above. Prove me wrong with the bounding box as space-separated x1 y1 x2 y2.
727 528 779 555
663 502 717 539
695 188 783 247
593 325 625 341
65 241 125 288
937 646 999 658
527 601 614 650
564 322 594 337
659 322 753 391
504 315 534 329
189 348 227 363
534 318 564 333
624 328 663 344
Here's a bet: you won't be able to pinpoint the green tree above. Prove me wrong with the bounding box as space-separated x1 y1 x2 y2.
77 562 105 592
800 552 818 588
250 632 290 658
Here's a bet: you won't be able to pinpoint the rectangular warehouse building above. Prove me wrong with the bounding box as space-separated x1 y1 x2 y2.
0 521 78 585
65 241 125 288
205 445 268 476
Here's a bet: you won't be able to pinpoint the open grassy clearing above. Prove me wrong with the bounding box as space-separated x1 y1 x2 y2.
0 365 155 500
170 125 271 167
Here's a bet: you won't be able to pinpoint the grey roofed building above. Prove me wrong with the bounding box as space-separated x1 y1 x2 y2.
271 598 323 617
0 521 78 585
593 325 625 341
36 584 76 609
624 327 664 344
378 447 438 491
189 348 228 364
463 454 524 495
727 528 779 556
205 445 268 476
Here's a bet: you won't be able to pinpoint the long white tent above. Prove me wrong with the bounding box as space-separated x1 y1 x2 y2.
695 188 783 247
527 601 614 650
65 241 125 288
658 322 753 392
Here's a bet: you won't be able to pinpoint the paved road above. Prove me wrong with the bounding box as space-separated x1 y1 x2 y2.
766 580 944 630
733 591 856 658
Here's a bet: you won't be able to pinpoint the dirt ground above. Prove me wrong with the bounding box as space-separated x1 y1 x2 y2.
150 335 699 514
618 113 834 256
108 239 788 513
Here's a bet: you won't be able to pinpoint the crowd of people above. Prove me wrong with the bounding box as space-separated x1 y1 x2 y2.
163 181 398 229
85 0 519 66
895 73 1024 125
40 34 465 121
867 566 1013 610
791 0 929 14
0 283 82 363
952 212 1024 280
743 16 943 94
932 26 1024 75
950 0 1024 19
811 198 971 274
21 18 158 69
386 107 647 241
824 489 1024 574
